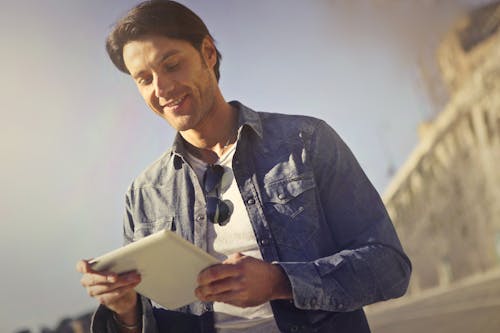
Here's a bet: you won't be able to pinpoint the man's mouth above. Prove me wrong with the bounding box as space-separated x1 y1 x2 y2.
162 94 187 111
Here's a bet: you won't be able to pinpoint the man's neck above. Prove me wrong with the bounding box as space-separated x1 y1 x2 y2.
181 100 238 164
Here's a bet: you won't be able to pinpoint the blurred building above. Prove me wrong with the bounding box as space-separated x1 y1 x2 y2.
384 1 500 294
15 312 91 333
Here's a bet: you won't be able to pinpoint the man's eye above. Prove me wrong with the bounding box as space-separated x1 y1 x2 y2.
137 77 152 85
164 63 179 72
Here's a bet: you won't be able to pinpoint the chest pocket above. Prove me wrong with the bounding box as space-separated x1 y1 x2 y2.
133 216 175 241
263 173 319 252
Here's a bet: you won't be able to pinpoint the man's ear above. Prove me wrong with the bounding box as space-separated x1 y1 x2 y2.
201 36 217 70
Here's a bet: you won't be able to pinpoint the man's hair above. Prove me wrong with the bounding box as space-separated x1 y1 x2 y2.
106 0 222 81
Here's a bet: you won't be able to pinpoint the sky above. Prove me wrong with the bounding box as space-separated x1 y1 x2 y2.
0 1 486 331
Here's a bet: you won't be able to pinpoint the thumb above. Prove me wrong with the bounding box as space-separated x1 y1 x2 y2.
223 252 245 264
75 259 93 273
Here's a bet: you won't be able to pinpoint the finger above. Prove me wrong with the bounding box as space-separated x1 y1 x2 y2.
195 276 243 300
81 270 140 287
223 252 245 264
80 272 118 287
197 263 240 285
76 259 114 278
198 289 247 306
88 278 141 297
84 269 141 290
96 285 138 307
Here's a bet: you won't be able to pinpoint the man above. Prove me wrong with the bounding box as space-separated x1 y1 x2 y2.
77 1 411 332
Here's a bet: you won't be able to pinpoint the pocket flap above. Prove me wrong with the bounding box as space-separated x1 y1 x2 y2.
264 173 315 204
133 216 175 240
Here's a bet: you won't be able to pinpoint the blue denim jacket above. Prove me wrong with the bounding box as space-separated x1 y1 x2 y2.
92 101 411 333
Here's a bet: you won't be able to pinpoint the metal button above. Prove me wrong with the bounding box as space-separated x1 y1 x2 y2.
278 193 286 200
260 239 270 246
196 215 205 221
247 198 255 205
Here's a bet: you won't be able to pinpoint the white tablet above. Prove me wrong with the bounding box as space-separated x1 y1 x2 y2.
90 229 219 309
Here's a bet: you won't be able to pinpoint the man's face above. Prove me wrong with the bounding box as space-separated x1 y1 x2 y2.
122 35 218 132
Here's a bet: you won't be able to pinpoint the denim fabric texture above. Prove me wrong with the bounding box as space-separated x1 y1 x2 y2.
92 101 411 333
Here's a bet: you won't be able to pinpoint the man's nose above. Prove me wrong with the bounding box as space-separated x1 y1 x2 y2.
153 75 173 98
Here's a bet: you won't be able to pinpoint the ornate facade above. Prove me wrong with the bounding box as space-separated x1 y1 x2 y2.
384 2 500 294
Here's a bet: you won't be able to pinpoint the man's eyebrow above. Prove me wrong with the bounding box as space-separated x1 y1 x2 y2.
156 49 181 65
131 50 181 79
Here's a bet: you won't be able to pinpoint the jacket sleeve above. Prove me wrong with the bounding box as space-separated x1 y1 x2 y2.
277 119 411 312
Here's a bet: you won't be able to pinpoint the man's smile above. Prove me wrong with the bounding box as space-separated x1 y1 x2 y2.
161 94 187 112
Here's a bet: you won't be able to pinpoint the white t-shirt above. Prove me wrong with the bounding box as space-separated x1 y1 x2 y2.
184 144 281 333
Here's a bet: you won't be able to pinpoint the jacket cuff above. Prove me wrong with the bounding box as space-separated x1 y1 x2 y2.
277 261 344 311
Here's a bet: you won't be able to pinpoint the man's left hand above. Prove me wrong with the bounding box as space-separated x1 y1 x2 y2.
195 252 292 307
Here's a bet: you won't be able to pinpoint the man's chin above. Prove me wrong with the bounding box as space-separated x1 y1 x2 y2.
166 118 197 133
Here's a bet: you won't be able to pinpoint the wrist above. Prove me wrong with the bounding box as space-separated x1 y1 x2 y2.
271 263 293 300
114 310 139 326
113 295 141 330
113 311 141 331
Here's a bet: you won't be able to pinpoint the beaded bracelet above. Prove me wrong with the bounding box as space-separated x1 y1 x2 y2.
112 312 141 331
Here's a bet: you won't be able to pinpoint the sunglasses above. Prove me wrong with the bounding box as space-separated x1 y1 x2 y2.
203 164 233 226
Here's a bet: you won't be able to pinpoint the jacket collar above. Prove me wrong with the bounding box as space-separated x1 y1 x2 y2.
170 100 263 158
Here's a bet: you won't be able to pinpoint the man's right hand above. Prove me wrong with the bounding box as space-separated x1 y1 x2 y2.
76 259 141 324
